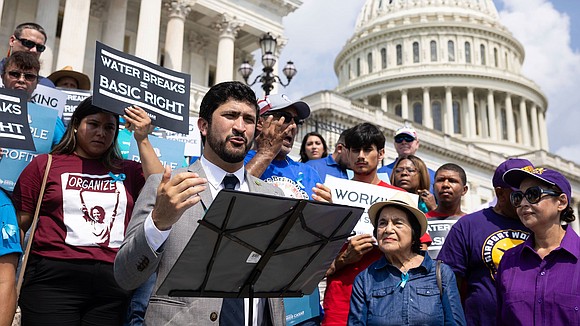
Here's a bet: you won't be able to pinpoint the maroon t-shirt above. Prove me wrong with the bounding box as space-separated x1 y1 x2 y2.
13 154 145 263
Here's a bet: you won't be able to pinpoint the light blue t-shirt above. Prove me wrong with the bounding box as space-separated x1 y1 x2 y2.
0 190 22 257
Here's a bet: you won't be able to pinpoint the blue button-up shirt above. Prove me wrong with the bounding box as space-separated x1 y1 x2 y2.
348 252 466 326
305 154 348 181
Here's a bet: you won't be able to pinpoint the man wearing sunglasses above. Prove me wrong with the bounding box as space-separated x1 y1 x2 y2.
245 93 330 326
378 126 436 189
437 158 531 326
2 22 55 88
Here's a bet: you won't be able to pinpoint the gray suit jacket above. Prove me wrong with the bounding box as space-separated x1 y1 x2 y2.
114 160 286 325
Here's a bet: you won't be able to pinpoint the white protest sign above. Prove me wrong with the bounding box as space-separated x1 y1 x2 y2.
163 116 202 157
324 175 418 237
30 84 67 117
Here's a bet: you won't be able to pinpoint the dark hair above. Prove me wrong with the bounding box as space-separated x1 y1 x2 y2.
390 155 430 192
436 163 467 185
52 96 122 170
546 184 577 223
2 51 40 75
299 132 328 162
199 81 258 144
374 205 422 254
14 22 47 42
344 123 385 150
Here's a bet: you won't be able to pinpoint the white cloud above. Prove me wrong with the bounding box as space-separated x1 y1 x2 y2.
498 0 580 163
279 0 580 164
277 0 366 100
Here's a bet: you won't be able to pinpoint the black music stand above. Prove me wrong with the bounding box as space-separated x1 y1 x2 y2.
156 190 363 325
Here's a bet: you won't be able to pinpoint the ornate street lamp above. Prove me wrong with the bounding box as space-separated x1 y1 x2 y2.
238 32 297 95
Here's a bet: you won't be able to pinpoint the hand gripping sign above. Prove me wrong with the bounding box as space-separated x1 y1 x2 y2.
93 42 191 134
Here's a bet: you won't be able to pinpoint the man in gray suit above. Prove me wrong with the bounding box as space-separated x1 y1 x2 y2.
114 81 286 325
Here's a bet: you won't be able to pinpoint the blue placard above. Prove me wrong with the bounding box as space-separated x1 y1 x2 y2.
284 291 320 325
127 134 185 170
0 103 57 191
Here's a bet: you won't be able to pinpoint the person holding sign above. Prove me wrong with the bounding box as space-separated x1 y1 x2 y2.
323 123 406 326
2 51 65 147
348 192 466 325
12 96 162 325
114 81 287 325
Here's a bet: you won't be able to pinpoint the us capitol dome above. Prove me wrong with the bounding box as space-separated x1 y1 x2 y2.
300 0 580 225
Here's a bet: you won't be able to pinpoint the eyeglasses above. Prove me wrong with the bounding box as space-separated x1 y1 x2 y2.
394 134 416 143
510 186 561 207
394 167 418 175
263 111 303 125
15 37 46 52
7 70 38 82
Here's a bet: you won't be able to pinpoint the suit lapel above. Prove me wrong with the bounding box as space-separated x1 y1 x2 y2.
189 160 213 209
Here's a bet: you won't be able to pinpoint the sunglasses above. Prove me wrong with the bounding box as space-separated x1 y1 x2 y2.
15 37 46 52
394 167 418 175
510 186 561 207
7 70 38 82
394 134 416 143
263 111 303 125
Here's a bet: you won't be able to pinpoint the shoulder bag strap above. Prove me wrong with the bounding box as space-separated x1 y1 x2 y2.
436 259 443 300
15 154 52 295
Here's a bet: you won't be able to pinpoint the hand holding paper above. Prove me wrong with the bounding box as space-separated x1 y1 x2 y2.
152 166 207 231
312 183 332 203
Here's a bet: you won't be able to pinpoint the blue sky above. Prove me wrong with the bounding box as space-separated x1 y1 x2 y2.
270 0 580 164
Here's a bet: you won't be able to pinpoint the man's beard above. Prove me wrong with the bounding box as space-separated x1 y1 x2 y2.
207 131 253 163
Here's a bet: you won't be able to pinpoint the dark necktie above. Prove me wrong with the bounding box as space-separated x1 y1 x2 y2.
220 174 244 324
222 174 239 190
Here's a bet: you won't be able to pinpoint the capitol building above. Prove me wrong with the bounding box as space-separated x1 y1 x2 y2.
2 0 579 230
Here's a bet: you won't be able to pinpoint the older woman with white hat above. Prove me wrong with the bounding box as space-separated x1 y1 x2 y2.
348 192 465 325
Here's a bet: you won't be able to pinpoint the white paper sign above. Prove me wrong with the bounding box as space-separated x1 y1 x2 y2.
30 84 67 118
324 175 418 237
163 116 202 157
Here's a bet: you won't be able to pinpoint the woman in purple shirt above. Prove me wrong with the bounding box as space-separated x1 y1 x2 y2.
497 165 580 326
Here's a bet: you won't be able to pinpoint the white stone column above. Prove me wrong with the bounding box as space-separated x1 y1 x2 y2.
213 14 242 83
135 0 162 63
519 100 531 146
423 87 432 128
380 92 388 113
445 87 453 134
401 89 409 119
35 0 59 76
479 97 488 137
0 1 4 26
102 0 128 50
467 88 476 138
163 0 192 71
487 90 497 140
538 109 549 150
56 0 91 71
505 94 516 142
530 104 541 149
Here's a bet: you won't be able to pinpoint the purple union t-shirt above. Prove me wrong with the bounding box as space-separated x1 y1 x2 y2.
437 207 530 326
